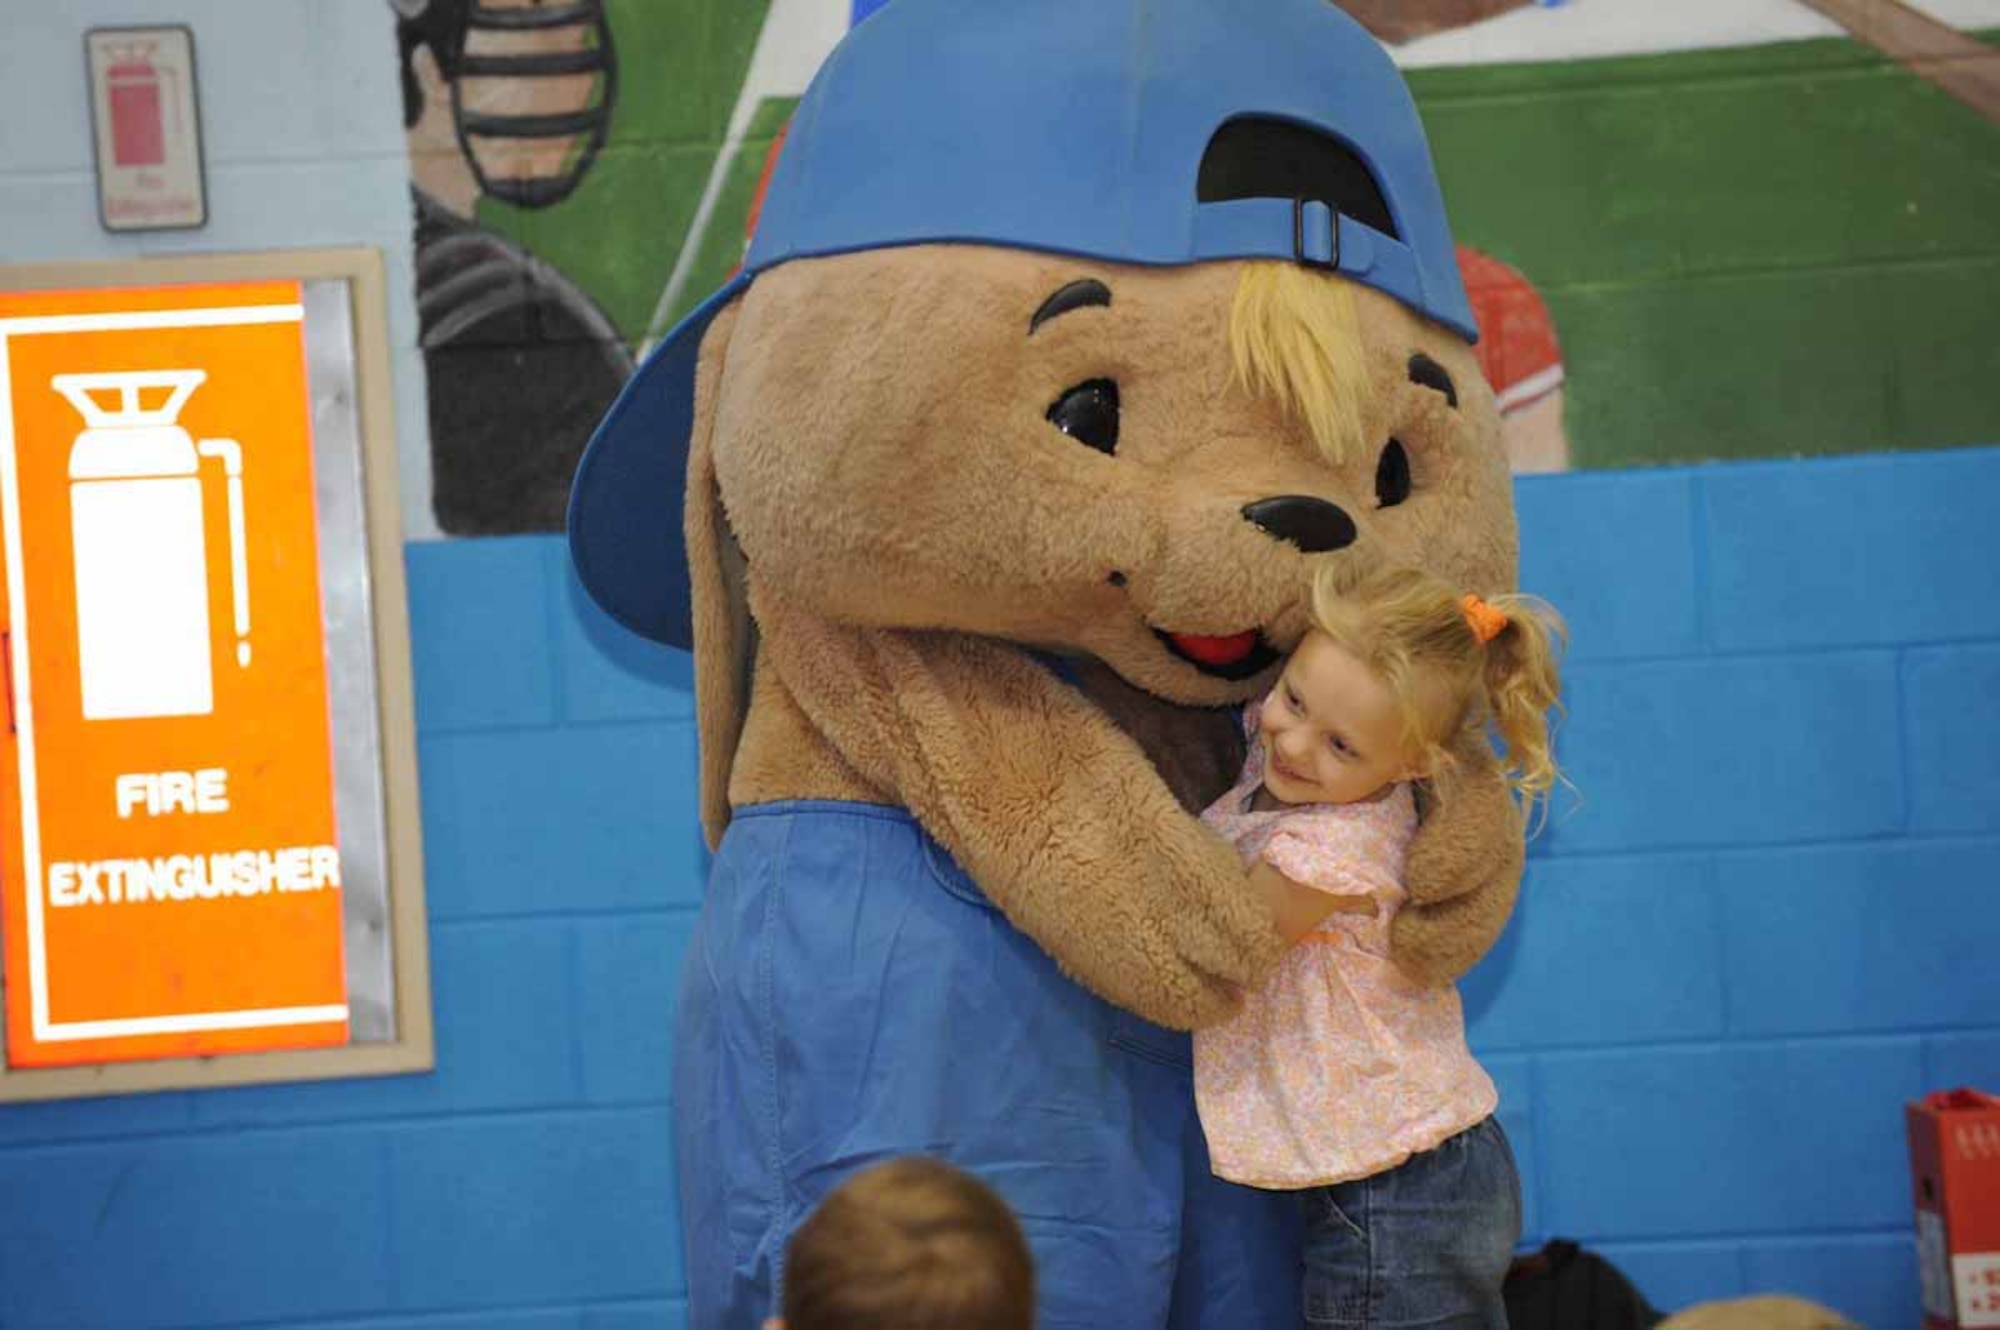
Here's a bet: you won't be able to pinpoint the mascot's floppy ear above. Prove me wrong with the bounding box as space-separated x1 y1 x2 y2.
569 268 755 843
683 303 748 849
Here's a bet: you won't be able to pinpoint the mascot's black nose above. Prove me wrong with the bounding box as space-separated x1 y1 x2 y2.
1241 496 1357 553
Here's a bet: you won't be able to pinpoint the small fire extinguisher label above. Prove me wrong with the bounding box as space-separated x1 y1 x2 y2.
1958 1251 2000 1329
84 26 206 232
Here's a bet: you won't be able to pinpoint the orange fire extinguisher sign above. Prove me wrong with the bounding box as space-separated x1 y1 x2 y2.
0 278 348 1066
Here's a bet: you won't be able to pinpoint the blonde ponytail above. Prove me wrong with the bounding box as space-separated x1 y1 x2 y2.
1479 596 1567 819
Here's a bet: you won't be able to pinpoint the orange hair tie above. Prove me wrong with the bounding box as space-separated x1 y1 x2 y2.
1460 593 1509 645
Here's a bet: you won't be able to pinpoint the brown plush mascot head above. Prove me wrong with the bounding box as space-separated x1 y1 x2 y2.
697 242 1512 708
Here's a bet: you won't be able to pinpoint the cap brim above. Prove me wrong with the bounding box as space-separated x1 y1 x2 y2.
567 274 753 649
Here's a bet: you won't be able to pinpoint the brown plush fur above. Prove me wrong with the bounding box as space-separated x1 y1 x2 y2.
687 243 1525 1029
1661 1296 1856 1329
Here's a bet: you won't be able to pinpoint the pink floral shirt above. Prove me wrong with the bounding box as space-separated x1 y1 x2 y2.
1192 717 1497 1190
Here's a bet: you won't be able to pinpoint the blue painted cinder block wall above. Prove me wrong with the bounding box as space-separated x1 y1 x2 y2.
1468 446 2000 1327
2 445 1995 1328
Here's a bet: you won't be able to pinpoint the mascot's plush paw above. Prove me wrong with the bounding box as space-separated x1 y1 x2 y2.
1392 746 1527 987
1108 823 1291 1030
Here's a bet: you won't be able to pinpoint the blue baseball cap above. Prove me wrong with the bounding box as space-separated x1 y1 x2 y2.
570 0 1474 647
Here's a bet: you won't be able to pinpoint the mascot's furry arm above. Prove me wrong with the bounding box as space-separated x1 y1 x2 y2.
748 586 1287 1031
1396 746 1525 987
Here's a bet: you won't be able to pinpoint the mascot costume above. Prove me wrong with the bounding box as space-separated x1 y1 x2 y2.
569 1 1527 1324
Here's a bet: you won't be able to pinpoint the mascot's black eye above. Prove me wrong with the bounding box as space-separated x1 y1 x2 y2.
1376 439 1412 508
1046 379 1120 455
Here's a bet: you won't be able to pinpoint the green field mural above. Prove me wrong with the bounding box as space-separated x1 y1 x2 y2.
1417 30 2000 470
391 0 2000 533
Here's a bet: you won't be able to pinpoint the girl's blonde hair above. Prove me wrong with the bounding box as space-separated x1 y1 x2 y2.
1229 261 1374 464
782 1156 1035 1330
1308 562 1566 816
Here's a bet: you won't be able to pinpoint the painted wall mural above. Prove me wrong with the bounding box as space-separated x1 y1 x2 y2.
390 0 2000 535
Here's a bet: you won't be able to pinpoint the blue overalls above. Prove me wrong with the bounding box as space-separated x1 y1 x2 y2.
672 800 1301 1328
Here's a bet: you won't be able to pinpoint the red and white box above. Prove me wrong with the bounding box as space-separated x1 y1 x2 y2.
1910 1089 2000 1328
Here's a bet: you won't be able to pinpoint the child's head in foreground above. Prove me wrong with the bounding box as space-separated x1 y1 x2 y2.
775 1156 1036 1330
1258 561 1565 813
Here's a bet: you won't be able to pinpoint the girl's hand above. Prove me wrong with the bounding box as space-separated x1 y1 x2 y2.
1248 861 1379 946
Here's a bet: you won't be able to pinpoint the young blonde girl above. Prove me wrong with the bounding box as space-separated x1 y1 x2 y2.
1194 560 1564 1330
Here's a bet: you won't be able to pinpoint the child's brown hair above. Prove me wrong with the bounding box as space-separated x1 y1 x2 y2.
1309 561 1566 817
781 1156 1036 1330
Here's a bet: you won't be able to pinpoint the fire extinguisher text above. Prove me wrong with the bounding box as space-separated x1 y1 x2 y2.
115 768 230 818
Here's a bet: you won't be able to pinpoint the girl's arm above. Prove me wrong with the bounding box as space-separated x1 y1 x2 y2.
1247 859 1378 948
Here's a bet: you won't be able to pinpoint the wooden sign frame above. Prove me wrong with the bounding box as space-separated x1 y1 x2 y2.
0 248 432 1101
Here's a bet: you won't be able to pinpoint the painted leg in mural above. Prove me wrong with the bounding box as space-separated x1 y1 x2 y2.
1799 0 2000 123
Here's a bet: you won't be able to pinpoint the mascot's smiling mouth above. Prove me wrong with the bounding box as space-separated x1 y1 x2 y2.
1114 571 1283 680
1153 627 1282 681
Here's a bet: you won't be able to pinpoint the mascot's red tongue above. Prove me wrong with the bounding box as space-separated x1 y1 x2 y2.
1168 630 1260 666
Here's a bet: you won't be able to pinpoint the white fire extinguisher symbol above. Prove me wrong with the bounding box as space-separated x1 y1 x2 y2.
54 369 251 721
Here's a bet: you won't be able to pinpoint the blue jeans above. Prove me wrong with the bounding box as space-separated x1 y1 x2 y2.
674 802 1302 1329
1301 1116 1522 1328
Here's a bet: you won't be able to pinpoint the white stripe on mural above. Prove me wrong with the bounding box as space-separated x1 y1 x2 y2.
642 0 853 352
1392 0 2000 68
